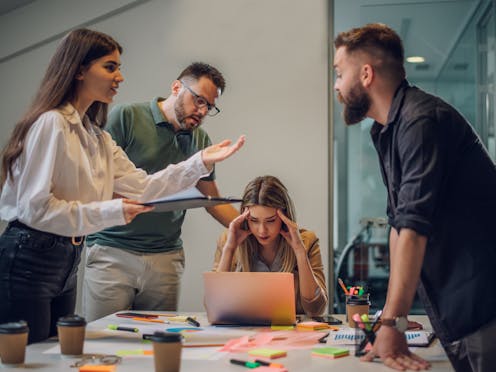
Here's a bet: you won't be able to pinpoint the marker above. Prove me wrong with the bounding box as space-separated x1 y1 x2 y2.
352 313 363 326
230 359 260 368
372 310 383 332
337 278 349 295
186 316 200 327
107 324 139 333
254 359 285 368
318 331 330 343
360 314 371 331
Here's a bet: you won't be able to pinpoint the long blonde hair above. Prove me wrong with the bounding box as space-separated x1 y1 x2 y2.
237 176 297 272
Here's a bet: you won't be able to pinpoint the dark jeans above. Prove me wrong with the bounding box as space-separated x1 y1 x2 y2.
0 221 82 344
441 317 496 372
419 284 496 372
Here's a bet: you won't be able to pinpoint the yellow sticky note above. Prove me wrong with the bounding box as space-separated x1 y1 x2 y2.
248 348 287 359
271 325 294 331
116 349 150 357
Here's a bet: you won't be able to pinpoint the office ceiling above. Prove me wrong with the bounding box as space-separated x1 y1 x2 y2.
344 0 481 82
1 0 481 82
0 0 35 15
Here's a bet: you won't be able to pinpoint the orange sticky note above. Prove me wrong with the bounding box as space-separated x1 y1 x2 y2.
79 365 116 372
296 321 329 331
248 348 287 359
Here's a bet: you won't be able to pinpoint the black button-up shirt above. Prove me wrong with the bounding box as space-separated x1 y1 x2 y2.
371 80 496 342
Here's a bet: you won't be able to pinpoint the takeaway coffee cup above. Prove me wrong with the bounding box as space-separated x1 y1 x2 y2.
346 293 370 327
150 331 183 372
57 315 86 357
0 320 29 366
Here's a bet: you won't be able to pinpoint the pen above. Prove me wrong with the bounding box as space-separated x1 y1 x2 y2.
353 313 376 344
132 317 168 324
318 331 330 343
337 278 349 295
254 359 285 368
230 359 260 368
107 324 139 333
186 316 200 327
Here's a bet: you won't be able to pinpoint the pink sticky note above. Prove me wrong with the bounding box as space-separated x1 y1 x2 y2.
256 367 288 372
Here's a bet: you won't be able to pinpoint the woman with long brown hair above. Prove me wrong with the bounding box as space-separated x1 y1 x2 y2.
214 175 327 316
0 28 244 343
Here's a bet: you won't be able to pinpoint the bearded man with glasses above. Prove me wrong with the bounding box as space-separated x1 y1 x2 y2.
83 62 239 321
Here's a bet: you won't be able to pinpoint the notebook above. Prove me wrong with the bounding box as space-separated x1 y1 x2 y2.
203 272 296 326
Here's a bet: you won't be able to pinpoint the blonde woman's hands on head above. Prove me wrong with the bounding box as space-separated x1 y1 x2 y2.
122 199 154 223
202 135 246 169
223 209 252 252
277 209 306 255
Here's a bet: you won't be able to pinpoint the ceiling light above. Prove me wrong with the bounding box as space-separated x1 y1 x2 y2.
406 56 425 63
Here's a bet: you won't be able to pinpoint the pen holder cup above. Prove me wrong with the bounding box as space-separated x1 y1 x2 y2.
346 294 370 328
354 321 375 357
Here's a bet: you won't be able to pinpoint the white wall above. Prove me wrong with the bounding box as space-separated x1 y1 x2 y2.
0 0 330 312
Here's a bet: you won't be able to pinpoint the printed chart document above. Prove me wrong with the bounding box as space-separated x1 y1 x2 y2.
142 187 242 213
328 329 435 347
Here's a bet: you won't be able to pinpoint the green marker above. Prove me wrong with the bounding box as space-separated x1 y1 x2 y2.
230 359 260 368
108 324 139 333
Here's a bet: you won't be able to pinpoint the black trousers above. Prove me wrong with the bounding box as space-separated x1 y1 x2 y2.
0 221 82 344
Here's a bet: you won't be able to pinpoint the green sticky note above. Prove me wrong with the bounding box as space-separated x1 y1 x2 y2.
312 347 349 359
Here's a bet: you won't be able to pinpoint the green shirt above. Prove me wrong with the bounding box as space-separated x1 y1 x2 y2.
86 97 214 252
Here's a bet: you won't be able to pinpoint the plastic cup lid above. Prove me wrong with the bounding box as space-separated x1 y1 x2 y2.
0 320 29 334
150 331 183 343
57 314 86 327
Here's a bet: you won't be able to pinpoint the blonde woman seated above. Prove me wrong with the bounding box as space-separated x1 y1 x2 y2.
213 175 327 316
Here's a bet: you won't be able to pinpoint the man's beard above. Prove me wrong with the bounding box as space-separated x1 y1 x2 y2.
174 91 188 130
338 82 371 125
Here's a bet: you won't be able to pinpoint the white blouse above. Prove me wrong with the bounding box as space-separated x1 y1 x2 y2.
0 103 210 237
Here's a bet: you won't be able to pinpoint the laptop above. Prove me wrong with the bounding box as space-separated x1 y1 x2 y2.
203 272 296 326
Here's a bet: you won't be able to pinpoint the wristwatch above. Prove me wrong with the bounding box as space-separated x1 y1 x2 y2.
381 316 408 333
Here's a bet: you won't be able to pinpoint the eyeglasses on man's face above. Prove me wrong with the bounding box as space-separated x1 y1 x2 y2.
180 80 221 117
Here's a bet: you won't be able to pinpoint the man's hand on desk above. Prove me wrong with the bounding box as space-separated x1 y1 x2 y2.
361 326 431 371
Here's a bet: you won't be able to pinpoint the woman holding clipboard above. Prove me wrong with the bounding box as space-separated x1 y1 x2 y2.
0 28 244 343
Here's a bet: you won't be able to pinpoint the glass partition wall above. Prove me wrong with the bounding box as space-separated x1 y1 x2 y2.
332 0 495 313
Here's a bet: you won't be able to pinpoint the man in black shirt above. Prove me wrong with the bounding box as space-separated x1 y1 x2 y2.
333 23 496 372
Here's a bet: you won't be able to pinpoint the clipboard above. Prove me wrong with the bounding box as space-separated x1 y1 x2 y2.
142 187 242 213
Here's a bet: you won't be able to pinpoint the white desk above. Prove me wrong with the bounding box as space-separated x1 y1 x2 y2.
1 314 454 371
